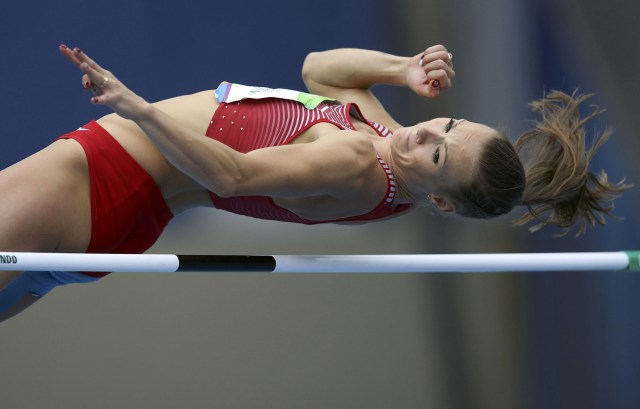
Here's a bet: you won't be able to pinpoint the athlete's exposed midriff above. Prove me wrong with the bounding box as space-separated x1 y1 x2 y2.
95 90 219 212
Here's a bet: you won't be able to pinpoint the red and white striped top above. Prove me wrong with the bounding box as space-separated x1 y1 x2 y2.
205 97 412 224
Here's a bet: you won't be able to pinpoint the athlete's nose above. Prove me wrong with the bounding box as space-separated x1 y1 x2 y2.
417 123 444 144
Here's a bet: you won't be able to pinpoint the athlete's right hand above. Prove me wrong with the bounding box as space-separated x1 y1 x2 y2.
59 44 152 120
405 44 455 99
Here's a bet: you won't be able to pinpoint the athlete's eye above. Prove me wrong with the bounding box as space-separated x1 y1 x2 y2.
445 118 455 133
433 147 440 164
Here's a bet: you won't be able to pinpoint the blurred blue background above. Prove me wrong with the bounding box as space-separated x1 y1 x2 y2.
1 1 639 408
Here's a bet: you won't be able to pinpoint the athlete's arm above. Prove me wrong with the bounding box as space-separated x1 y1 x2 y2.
130 108 369 199
301 46 455 131
60 46 372 201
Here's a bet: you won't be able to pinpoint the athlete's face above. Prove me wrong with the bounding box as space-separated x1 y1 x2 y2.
391 118 497 204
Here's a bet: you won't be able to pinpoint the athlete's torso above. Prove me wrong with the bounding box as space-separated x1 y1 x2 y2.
94 88 412 222
205 96 411 224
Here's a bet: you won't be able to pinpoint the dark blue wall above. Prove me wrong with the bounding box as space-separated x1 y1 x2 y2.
0 0 394 166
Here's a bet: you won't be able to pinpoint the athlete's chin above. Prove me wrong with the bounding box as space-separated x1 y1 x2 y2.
392 128 409 151
391 127 405 142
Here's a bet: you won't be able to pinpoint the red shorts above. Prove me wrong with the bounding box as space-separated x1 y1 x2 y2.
58 121 174 277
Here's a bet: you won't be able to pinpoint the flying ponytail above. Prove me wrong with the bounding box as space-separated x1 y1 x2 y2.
513 90 632 236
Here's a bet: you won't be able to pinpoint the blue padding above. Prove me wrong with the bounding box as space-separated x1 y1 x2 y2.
0 271 100 313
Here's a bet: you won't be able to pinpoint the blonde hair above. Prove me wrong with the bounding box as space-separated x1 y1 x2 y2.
512 89 632 236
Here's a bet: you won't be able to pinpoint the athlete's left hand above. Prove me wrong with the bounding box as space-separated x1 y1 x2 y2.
59 44 151 120
406 45 455 99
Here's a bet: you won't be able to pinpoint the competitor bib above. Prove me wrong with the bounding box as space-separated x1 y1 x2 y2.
215 82 336 110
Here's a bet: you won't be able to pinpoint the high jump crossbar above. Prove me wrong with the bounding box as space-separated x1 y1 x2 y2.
0 251 639 273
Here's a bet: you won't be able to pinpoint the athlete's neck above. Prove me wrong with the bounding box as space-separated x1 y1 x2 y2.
351 117 381 137
371 138 414 205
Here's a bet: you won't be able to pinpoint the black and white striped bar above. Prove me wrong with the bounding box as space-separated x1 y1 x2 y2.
0 251 638 273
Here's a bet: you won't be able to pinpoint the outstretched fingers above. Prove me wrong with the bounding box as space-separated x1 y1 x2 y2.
59 44 82 68
59 44 113 103
59 44 151 119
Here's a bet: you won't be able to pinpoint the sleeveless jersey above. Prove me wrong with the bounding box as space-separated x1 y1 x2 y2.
205 96 413 224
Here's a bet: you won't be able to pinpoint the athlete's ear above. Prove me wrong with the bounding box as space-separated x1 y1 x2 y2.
430 195 456 213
